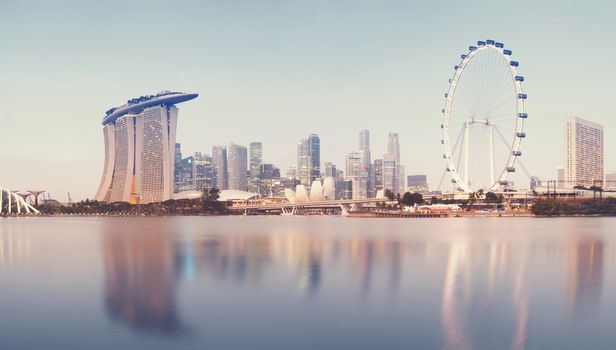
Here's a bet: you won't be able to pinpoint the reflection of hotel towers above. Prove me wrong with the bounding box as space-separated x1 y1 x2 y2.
440 241 528 350
95 92 198 204
103 223 181 334
566 235 604 317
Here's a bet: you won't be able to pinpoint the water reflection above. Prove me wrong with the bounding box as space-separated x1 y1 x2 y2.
566 235 604 319
103 221 182 335
90 218 610 346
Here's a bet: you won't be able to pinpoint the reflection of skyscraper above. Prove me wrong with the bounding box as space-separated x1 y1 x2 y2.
95 91 198 204
102 221 181 334
566 235 604 318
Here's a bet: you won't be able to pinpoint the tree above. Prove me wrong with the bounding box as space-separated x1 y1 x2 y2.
401 192 424 207
486 191 503 204
202 188 225 213
384 189 395 201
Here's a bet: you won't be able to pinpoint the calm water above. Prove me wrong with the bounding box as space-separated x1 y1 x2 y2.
1 217 615 349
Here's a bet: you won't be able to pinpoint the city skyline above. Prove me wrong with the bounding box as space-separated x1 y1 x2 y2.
2 0 615 200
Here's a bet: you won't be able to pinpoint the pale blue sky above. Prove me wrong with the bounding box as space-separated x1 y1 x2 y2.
1 0 614 200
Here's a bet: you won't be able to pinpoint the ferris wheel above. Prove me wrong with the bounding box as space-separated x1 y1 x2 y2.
441 39 527 193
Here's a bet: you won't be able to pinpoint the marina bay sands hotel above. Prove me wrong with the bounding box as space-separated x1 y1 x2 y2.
94 91 198 204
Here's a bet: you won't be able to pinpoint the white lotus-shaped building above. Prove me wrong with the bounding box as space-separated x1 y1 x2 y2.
284 177 335 203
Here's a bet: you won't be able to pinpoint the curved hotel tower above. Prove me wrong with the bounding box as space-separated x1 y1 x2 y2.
95 91 198 204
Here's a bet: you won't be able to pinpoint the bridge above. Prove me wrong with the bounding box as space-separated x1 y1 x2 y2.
227 197 389 215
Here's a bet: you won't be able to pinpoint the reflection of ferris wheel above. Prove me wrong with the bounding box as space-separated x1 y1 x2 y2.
442 39 527 193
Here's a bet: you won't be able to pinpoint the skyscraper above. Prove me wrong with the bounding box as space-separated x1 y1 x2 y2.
407 175 428 194
386 132 404 194
227 143 248 191
374 159 383 192
358 130 373 197
297 134 321 187
565 117 604 188
175 156 194 193
297 138 310 186
212 145 228 190
94 91 198 204
387 133 400 164
346 151 368 199
193 152 213 192
308 134 321 183
249 142 263 192
359 129 370 153
383 153 396 194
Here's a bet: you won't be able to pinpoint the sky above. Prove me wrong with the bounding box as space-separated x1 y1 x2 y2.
1 0 615 201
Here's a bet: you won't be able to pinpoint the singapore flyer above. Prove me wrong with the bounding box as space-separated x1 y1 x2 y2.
441 39 527 193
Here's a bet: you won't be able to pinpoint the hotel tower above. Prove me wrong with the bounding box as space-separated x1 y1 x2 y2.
94 91 198 204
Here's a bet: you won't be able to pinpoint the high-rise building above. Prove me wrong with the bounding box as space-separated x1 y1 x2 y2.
359 130 370 153
358 130 373 197
346 151 368 199
397 164 405 194
297 134 321 187
173 143 183 192
94 91 198 204
308 134 321 183
174 143 182 165
386 132 405 194
174 152 213 193
556 167 565 188
374 159 383 192
227 143 248 191
565 117 604 188
193 152 213 192
249 142 263 192
407 175 429 194
297 138 310 186
212 145 228 190
175 156 194 193
259 164 280 180
387 133 400 164
383 153 396 194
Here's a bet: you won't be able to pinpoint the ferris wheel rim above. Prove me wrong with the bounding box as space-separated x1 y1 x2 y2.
441 40 526 193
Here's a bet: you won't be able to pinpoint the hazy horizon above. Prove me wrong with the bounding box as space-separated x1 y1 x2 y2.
1 0 615 201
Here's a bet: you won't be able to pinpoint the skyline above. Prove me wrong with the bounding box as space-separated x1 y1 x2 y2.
1 0 615 200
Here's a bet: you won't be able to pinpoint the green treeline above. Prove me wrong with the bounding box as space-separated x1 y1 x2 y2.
532 198 616 216
38 188 227 216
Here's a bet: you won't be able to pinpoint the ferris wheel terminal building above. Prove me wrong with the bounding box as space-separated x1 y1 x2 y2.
94 91 198 204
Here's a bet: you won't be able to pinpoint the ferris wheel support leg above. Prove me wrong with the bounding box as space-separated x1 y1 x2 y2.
464 123 470 189
489 125 495 187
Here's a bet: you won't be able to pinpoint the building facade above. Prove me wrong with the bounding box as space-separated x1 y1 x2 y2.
407 175 428 194
94 91 198 204
212 145 228 190
227 143 248 191
249 142 262 192
565 117 604 188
